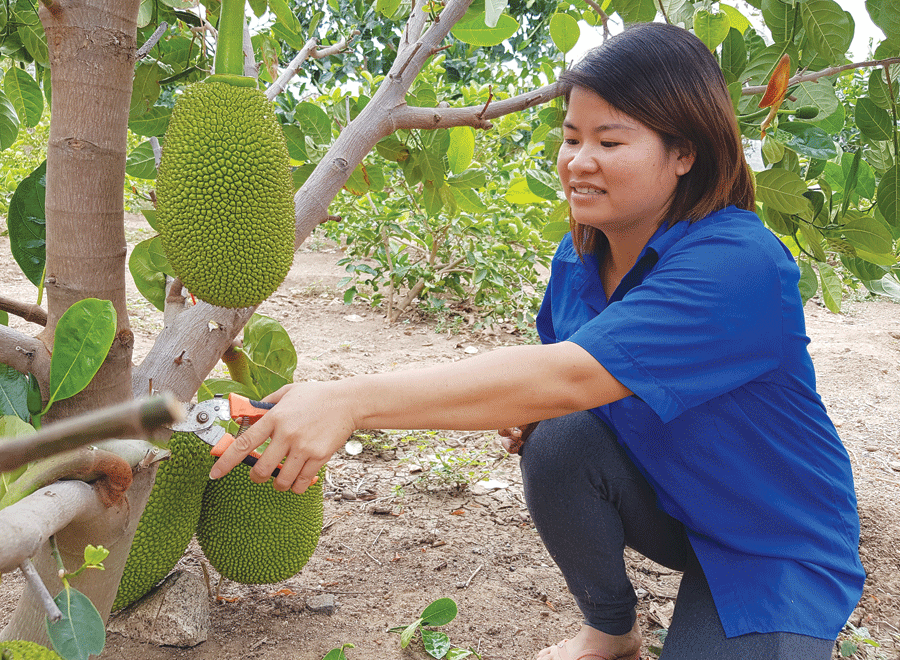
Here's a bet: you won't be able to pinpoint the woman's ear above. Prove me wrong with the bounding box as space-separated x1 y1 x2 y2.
675 141 696 177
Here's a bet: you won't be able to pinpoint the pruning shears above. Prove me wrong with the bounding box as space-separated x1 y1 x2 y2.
173 392 282 477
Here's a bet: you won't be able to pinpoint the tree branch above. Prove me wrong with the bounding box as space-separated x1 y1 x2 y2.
0 294 48 326
0 325 51 383
741 56 900 96
0 481 113 574
265 34 358 101
390 82 566 130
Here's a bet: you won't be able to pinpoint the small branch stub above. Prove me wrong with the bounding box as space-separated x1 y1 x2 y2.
19 558 63 622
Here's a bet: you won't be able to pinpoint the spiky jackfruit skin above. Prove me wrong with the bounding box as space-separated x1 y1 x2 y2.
195 464 324 584
113 432 214 611
157 79 295 309
0 641 62 659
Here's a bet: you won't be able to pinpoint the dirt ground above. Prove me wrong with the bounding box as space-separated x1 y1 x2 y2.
1 215 899 660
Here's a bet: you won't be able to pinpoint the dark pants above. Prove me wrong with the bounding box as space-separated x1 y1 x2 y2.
519 411 835 660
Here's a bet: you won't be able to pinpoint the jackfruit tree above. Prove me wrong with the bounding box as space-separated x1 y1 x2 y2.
0 0 898 652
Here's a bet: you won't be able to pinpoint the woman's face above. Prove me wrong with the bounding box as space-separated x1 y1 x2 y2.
557 86 694 236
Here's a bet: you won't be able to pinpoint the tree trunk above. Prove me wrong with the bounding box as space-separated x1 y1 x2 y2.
37 0 139 423
1 0 143 645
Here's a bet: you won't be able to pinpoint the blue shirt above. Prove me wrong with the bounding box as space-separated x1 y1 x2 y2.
536 206 865 640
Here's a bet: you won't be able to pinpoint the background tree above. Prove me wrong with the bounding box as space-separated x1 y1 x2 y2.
0 0 897 652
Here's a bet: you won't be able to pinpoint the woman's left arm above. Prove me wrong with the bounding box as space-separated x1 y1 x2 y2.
208 341 631 493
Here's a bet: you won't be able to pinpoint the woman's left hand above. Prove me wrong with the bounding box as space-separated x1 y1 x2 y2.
208 381 355 494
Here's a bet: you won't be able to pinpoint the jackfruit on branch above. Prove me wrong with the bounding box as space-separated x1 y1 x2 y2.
113 432 214 611
196 464 324 584
0 641 63 659
156 77 295 309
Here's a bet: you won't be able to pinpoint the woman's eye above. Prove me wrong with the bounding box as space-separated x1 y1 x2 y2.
564 138 579 145
601 141 619 148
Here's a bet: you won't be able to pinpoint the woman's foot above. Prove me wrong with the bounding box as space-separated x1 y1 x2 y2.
536 619 642 660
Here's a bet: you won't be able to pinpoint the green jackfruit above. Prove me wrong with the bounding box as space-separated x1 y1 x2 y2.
0 641 62 659
157 77 295 309
113 432 214 611
195 464 324 584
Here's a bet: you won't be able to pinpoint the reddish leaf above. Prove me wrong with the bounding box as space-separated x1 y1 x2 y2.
759 54 791 108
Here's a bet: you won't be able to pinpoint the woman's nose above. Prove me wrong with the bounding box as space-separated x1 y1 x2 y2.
567 147 599 174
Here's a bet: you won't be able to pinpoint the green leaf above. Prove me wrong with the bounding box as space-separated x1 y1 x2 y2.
864 273 900 301
46 585 106 660
877 164 900 227
45 299 117 412
376 136 410 162
127 105 171 137
761 0 794 44
421 629 452 659
421 598 458 626
694 10 730 51
865 0 900 43
0 91 20 151
613 0 657 23
448 169 486 189
125 140 158 179
282 124 308 161
450 187 486 213
719 4 751 33
400 618 423 648
506 178 548 205
451 13 519 47
855 97 894 142
243 313 297 392
790 78 839 122
268 0 301 32
129 61 166 119
721 28 747 80
801 0 852 65
270 20 306 51
799 222 827 261
549 13 580 54
141 209 159 231
447 126 475 175
772 122 837 160
818 262 842 313
7 160 47 287
376 0 402 19
445 649 474 660
83 544 109 566
841 213 894 255
798 259 818 304
755 168 811 215
3 66 43 128
525 169 560 201
484 0 509 28
198 378 260 402
128 236 173 312
0 365 29 423
247 0 268 18
16 10 49 67
294 102 332 145
868 69 898 110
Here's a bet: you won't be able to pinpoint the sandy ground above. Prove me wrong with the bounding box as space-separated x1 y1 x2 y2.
1 215 898 660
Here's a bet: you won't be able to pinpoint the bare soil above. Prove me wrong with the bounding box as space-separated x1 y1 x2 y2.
1 215 899 660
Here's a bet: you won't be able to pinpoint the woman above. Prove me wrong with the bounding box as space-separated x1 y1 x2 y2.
209 23 865 660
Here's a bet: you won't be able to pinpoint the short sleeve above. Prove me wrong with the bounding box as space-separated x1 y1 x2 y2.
568 232 786 423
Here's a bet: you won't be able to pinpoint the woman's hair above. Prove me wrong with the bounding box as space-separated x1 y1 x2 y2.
558 22 755 255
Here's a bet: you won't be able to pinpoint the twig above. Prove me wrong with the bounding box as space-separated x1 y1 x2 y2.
464 564 483 588
137 22 168 60
364 549 383 566
372 526 385 547
580 0 610 39
741 56 900 96
0 394 183 473
19 558 63 622
0 294 47 326
265 34 357 101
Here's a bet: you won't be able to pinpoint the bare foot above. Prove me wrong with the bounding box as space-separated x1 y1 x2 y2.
536 619 641 660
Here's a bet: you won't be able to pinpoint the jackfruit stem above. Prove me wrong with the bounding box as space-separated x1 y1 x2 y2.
215 0 246 77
